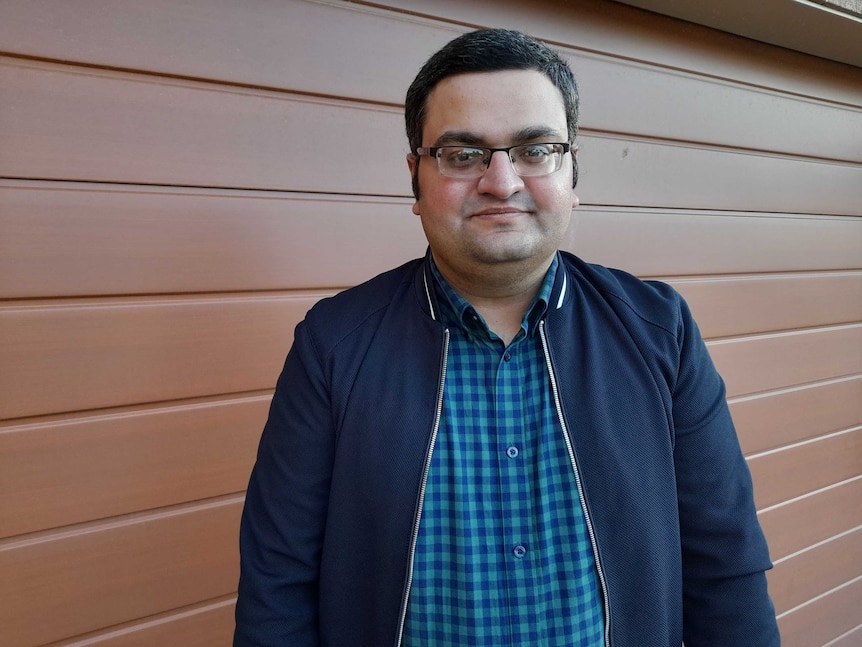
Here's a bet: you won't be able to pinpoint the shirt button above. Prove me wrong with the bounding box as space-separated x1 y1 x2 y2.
513 544 527 559
506 446 519 459
503 351 511 361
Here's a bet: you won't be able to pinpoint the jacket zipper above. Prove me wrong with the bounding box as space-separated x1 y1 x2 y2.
395 328 450 646
539 320 611 647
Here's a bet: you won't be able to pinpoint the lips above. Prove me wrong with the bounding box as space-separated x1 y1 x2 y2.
472 207 529 218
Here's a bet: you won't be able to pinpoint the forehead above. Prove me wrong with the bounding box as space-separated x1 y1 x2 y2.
422 70 568 145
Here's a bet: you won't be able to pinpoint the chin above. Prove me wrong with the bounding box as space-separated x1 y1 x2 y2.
473 246 542 266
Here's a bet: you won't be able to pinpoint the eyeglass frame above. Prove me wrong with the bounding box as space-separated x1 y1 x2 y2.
414 142 574 178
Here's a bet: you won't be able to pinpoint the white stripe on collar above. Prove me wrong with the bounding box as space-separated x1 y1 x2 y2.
423 268 437 321
556 271 567 310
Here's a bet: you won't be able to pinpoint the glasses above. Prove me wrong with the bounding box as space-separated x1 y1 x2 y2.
415 143 572 178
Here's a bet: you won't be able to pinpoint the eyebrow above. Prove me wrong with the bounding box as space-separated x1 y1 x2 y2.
433 125 566 147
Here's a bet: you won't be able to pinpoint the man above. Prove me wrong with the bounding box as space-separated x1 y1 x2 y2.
234 29 780 646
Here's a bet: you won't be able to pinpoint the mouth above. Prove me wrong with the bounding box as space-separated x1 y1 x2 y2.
471 207 529 219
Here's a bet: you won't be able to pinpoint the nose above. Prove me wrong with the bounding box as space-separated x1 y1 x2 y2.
477 150 525 198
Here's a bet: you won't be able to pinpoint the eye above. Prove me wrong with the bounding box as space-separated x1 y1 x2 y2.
515 144 553 164
443 147 485 167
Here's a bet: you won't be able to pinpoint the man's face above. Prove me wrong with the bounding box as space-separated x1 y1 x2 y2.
408 70 578 285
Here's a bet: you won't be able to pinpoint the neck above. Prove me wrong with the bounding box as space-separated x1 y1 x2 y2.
434 255 554 345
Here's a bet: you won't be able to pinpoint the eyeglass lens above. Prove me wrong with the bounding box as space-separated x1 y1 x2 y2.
436 143 566 178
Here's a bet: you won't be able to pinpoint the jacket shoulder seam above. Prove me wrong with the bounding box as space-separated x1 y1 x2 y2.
600 286 679 340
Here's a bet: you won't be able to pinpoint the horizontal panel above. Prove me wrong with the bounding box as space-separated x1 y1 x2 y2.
574 208 862 276
0 395 267 538
0 295 314 420
1 0 860 164
708 325 862 398
575 135 862 215
0 0 452 107
830 624 862 647
0 57 406 196
2 182 861 300
377 0 862 106
748 428 862 509
2 301 859 423
0 182 426 298
758 477 862 561
0 498 242 647
669 272 862 339
577 54 862 163
1 58 861 215
731 377 862 455
615 0 862 69
3 0 860 116
776 577 862 647
55 598 234 647
767 527 862 614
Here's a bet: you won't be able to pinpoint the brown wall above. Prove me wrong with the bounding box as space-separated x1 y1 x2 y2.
1 1 860 645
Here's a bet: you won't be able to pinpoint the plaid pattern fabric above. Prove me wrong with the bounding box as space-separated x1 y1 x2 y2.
403 256 604 646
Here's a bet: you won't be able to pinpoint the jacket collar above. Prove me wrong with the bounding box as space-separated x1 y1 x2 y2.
416 249 572 324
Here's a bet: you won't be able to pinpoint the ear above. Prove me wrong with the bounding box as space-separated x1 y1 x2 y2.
407 154 421 214
571 146 579 191
572 146 581 210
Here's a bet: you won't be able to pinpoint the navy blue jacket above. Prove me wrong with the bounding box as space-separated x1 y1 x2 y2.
235 252 780 646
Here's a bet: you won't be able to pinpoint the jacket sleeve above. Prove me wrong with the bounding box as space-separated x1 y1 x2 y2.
234 320 333 647
671 297 781 646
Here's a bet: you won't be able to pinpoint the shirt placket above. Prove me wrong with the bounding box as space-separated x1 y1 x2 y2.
494 335 541 645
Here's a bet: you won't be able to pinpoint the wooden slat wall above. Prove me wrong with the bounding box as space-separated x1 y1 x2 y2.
0 0 860 645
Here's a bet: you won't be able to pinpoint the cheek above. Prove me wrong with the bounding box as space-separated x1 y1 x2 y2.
534 178 574 209
417 176 470 216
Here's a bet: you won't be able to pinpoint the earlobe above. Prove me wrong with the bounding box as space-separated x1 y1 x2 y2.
572 193 580 209
412 201 421 216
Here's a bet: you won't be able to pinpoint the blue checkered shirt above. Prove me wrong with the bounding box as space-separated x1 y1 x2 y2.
402 255 605 646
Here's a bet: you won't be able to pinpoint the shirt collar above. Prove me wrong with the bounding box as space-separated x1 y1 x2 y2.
428 253 559 340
